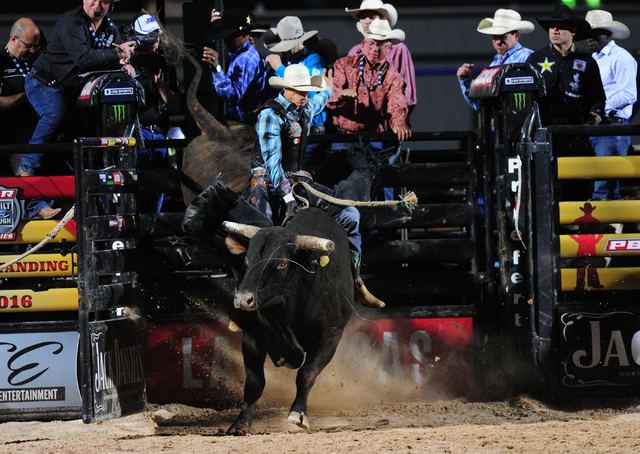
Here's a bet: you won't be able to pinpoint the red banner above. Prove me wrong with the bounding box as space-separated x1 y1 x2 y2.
146 317 473 404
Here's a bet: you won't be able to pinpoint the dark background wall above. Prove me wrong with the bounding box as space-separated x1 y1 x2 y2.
1 2 639 146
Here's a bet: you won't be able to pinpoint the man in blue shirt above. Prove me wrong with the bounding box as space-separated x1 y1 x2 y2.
202 9 267 124
457 9 535 111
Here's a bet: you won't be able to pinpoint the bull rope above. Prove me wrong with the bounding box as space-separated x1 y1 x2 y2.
0 205 76 272
291 181 419 210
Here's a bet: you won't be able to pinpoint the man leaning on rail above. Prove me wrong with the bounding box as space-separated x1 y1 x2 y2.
21 0 135 219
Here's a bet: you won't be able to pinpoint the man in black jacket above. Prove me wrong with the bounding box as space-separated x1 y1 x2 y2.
21 0 135 218
526 5 605 127
526 5 606 201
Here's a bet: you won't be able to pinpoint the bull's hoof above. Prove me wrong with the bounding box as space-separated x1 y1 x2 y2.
288 411 310 430
226 422 253 436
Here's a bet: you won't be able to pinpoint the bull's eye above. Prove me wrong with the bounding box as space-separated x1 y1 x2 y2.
277 261 288 270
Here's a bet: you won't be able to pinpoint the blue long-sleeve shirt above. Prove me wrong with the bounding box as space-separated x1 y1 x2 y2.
253 88 333 188
459 41 533 111
212 40 267 123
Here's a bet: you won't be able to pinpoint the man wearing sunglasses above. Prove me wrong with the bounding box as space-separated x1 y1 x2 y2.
0 18 41 175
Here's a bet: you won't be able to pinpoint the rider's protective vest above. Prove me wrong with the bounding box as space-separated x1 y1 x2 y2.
251 99 311 176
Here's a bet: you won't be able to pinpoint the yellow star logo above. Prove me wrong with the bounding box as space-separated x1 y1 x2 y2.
246 15 252 25
537 58 555 74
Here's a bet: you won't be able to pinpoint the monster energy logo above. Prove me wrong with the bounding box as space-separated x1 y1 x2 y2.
113 104 126 122
513 93 526 110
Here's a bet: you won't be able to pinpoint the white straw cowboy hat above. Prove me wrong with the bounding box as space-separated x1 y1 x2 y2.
269 64 326 92
268 16 318 53
357 18 405 43
346 0 398 28
585 10 630 40
477 9 535 35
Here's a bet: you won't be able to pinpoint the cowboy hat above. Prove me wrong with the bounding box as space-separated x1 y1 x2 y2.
345 0 398 28
536 5 592 41
357 18 404 43
477 9 534 35
268 16 318 53
585 10 630 40
269 64 326 92
204 9 267 41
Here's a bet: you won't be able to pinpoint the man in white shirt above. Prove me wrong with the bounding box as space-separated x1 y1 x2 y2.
585 10 638 200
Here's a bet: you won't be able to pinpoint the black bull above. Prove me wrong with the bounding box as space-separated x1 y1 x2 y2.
222 208 354 434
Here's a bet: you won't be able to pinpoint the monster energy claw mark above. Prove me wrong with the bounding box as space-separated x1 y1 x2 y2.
113 104 126 122
514 93 526 110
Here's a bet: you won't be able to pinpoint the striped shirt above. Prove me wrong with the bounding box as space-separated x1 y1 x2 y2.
459 41 533 111
253 89 332 188
212 40 267 124
349 42 417 108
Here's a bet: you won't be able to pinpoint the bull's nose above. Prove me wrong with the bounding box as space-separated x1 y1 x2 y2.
234 292 257 311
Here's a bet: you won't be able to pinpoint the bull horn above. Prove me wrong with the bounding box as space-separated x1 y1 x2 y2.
221 221 261 239
295 235 335 252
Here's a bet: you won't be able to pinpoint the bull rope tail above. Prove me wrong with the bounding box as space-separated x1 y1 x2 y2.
0 205 76 272
291 181 418 210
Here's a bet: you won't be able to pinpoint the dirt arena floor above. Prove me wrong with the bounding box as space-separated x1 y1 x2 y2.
3 348 640 454
2 396 640 453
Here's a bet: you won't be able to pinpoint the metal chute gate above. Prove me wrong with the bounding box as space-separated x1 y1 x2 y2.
470 62 640 396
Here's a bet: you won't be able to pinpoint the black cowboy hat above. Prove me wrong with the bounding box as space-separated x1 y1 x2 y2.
536 5 592 41
204 9 270 41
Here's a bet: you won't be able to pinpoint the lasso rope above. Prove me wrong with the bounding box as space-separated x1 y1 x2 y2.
291 181 418 210
0 205 76 272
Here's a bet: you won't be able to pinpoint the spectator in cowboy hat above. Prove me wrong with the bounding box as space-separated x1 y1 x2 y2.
526 5 606 201
202 8 268 124
585 10 637 200
457 9 535 111
329 18 410 142
328 18 410 201
264 16 329 164
209 8 270 48
346 0 416 116
526 5 605 127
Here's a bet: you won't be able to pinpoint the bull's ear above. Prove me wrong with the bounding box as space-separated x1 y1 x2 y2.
225 236 247 255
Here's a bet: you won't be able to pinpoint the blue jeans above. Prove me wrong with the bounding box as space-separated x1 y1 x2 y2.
139 128 168 212
589 124 630 200
334 206 361 256
23 74 66 218
23 73 66 174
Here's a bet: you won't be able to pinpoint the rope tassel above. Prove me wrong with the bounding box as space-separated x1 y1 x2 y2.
292 181 418 211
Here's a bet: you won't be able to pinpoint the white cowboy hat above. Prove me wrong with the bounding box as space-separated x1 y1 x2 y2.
269 64 326 92
268 16 318 53
345 0 398 28
357 18 404 43
477 9 535 35
585 10 630 40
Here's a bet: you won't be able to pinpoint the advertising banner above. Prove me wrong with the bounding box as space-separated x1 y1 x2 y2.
0 329 81 416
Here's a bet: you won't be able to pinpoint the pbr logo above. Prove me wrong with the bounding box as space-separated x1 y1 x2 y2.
606 239 640 252
0 186 22 240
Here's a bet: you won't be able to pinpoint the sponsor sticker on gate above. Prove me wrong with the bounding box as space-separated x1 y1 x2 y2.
0 186 22 241
471 67 501 88
605 239 640 252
